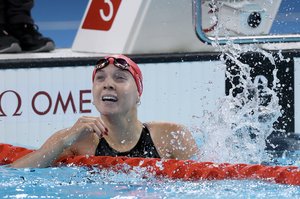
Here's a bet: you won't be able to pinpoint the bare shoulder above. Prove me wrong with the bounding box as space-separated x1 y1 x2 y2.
145 121 191 143
145 121 187 133
145 121 199 160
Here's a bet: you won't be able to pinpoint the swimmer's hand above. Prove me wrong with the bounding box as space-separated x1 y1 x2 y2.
63 116 108 147
10 116 108 168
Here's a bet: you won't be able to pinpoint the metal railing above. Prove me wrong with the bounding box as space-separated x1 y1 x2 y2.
194 0 300 45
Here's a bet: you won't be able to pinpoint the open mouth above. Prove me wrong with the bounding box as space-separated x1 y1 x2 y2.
102 95 118 102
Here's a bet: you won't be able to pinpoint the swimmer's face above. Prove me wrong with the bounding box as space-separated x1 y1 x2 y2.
92 64 139 115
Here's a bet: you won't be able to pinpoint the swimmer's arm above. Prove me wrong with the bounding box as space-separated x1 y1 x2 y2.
10 129 74 168
148 122 200 160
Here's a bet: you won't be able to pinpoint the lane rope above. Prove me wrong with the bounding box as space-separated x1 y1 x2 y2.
1 143 299 186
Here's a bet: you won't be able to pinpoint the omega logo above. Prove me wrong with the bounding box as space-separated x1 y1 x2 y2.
0 90 92 117
0 90 22 116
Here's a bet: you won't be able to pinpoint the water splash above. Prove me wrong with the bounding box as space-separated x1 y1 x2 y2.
197 2 283 163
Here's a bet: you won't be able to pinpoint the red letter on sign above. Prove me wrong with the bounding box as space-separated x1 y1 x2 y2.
32 91 52 115
53 92 76 114
80 90 92 113
82 0 122 31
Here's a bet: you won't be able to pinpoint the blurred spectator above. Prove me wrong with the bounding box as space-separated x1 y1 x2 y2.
0 0 55 53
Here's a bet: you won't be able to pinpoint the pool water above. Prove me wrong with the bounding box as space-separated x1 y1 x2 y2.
1 46 297 198
1 156 300 199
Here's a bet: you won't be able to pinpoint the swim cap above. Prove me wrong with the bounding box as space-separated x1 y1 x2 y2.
92 54 143 96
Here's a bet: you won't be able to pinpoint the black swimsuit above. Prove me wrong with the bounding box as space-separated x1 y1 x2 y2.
95 124 160 158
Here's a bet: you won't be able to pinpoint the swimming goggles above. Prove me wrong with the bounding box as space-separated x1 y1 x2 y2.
95 57 130 71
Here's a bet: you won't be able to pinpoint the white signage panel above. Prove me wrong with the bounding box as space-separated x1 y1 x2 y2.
0 61 225 148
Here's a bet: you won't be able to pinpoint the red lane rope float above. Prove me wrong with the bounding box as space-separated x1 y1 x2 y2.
0 143 33 165
1 143 300 186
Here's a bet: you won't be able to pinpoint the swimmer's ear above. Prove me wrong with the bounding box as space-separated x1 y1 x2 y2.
136 97 141 105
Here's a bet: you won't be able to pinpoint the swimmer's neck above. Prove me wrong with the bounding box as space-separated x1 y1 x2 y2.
100 113 143 146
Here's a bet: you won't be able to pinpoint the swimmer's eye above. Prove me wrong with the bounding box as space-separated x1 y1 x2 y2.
114 72 128 81
94 74 105 81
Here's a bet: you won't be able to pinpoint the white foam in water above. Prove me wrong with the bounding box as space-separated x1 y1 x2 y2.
196 1 283 164
198 45 282 164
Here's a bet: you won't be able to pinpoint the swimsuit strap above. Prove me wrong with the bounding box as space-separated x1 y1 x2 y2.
95 124 160 158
